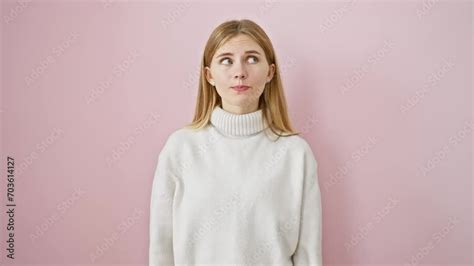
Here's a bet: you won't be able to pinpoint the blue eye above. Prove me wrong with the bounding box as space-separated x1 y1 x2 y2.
248 56 259 63
219 56 259 65
220 58 232 65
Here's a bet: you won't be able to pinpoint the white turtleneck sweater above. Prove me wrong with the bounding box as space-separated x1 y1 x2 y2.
149 106 322 266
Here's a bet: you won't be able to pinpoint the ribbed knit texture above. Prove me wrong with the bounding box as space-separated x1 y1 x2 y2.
149 107 323 266
210 105 266 137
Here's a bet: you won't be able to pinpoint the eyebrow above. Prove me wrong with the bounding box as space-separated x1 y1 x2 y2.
216 50 261 58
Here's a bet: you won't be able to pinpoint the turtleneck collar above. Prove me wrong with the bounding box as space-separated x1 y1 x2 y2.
210 105 266 137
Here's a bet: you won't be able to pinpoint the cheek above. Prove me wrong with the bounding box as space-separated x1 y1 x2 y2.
213 70 231 82
251 68 269 83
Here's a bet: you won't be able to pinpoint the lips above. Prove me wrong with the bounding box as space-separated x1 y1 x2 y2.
231 85 250 92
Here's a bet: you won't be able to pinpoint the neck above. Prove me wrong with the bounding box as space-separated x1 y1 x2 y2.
220 101 259 115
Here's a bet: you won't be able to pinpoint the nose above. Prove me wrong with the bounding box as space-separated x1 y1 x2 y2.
234 73 246 79
233 62 247 80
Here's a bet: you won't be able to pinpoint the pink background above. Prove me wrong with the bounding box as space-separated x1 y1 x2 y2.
1 0 472 265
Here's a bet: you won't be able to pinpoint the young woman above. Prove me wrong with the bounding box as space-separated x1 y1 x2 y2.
149 19 322 265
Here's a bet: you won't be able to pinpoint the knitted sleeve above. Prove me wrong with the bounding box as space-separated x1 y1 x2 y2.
149 137 177 266
292 142 323 266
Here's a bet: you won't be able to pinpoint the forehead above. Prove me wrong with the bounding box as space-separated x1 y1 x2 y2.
215 34 264 55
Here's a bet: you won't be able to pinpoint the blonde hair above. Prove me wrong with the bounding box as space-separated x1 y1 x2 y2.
184 19 300 141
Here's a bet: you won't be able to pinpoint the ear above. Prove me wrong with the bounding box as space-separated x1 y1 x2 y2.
205 66 214 86
267 63 275 83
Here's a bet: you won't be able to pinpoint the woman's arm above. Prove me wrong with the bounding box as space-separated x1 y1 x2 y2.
149 146 177 266
292 148 323 266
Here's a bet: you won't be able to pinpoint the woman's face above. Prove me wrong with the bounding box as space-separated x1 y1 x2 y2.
205 34 275 114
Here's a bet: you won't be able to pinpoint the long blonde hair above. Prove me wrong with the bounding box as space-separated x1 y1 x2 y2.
184 19 300 141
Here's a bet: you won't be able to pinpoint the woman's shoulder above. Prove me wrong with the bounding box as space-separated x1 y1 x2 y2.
156 127 190 160
269 130 312 149
277 133 317 163
166 126 194 141
168 124 211 140
160 125 210 150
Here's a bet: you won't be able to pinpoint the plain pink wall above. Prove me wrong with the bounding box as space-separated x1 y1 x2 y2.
1 0 472 265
